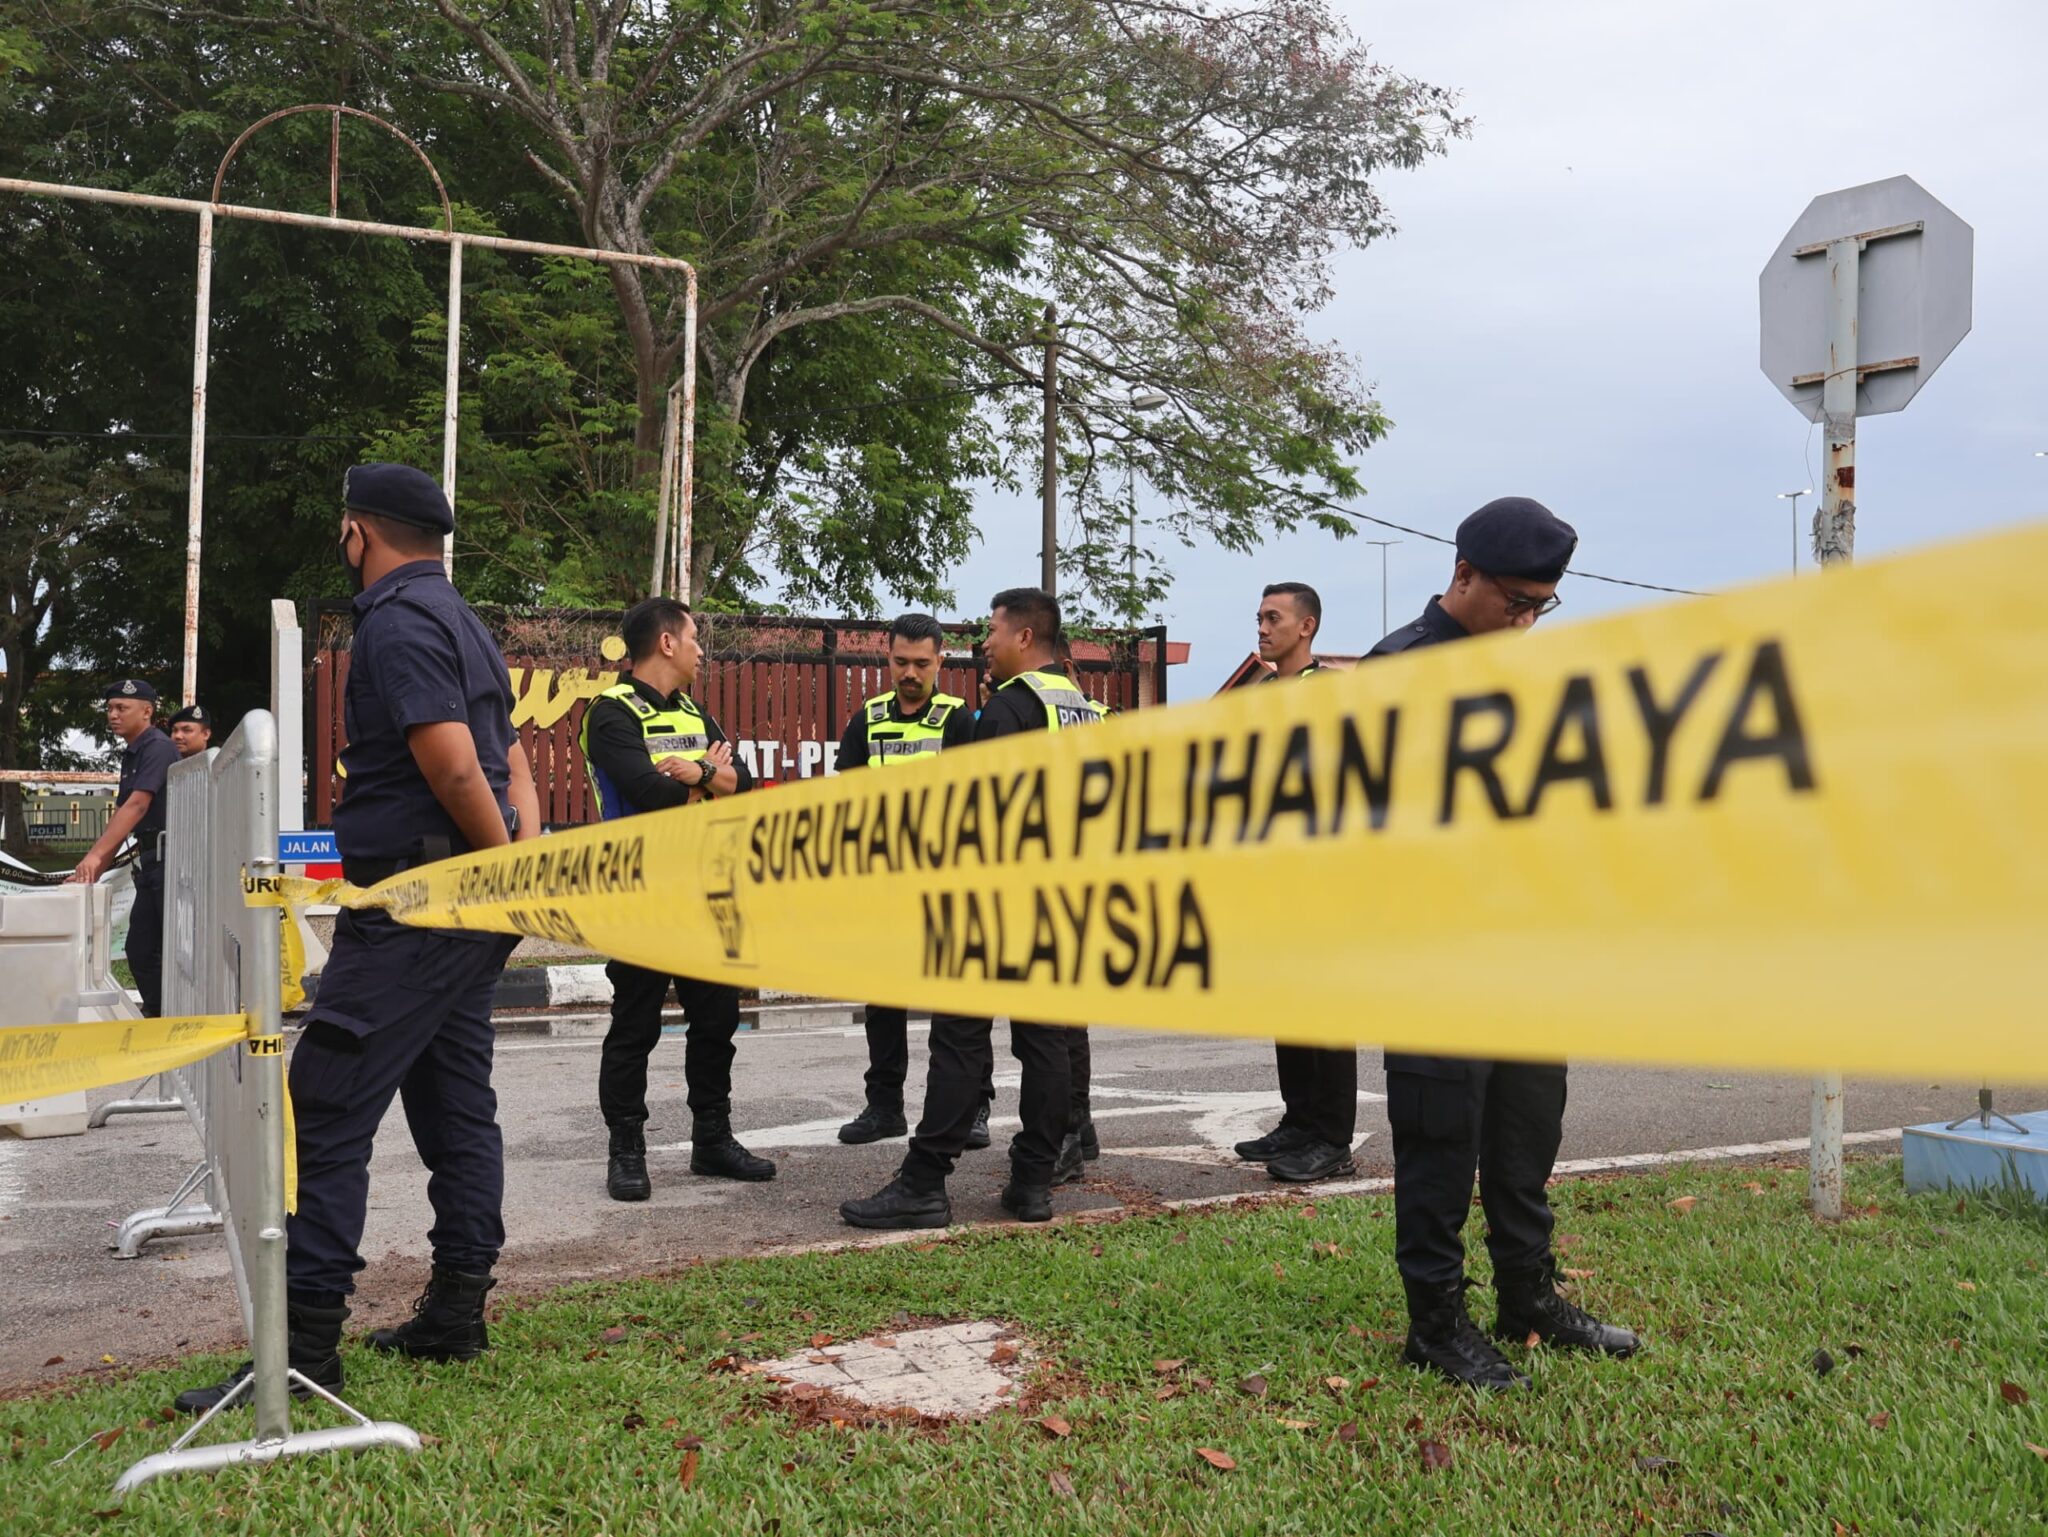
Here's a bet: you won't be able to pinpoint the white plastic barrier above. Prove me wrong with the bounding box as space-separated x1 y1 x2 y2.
0 882 132 1138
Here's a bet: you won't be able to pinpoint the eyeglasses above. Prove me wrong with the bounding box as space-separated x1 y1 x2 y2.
1484 573 1562 618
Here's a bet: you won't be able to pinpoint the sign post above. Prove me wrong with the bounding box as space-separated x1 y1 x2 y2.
1760 175 1973 1218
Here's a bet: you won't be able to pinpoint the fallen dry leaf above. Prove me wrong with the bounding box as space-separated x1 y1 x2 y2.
1956 1281 1977 1293
2001 1381 2030 1407
93 1427 125 1452
1868 1412 1892 1430
1358 1377 1382 1391
1812 1349 1836 1377
1560 1268 1597 1281
1418 1439 1453 1472
1323 1376 1350 1393
1667 1196 1699 1215
706 1354 744 1375
1743 1181 1766 1195
1039 1416 1073 1439
1524 1331 1542 1349
1279 1419 1316 1431
1154 1386 1179 1402
1191 1376 1215 1391
600 1326 629 1344
1301 1204 1318 1219
678 1449 700 1491
1272 1263 1287 1280
1237 1374 1269 1399
1154 1358 1185 1375
1556 1233 1583 1252
810 1332 834 1349
1336 1421 1360 1444
2026 1442 2048 1461
620 1413 647 1432
1194 1448 1237 1471
990 1342 1022 1366
44 1356 63 1367
1345 1323 1368 1338
99 1355 115 1366
788 1384 826 1402
1049 1469 1077 1499
873 1335 898 1349
806 1353 841 1365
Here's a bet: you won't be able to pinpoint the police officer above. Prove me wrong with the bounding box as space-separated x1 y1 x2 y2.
1232 581 1360 1183
841 587 1105 1229
833 613 980 1146
68 680 177 1017
167 703 216 759
579 596 775 1201
178 463 540 1413
1369 497 1638 1391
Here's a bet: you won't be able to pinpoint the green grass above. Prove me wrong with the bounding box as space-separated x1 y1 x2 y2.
8 1160 2046 1533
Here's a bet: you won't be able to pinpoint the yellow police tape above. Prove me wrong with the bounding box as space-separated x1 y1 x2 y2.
0 1014 250 1104
247 521 2048 1083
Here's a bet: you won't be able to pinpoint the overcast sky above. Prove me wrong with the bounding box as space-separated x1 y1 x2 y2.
943 0 2048 687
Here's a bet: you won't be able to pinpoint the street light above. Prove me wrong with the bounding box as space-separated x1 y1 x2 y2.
1363 539 1400 639
1777 488 1812 577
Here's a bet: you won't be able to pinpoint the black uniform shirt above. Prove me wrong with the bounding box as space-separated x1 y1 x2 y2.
333 560 516 860
582 676 751 816
1369 594 1476 1078
1366 594 1469 657
835 692 977 770
116 727 179 860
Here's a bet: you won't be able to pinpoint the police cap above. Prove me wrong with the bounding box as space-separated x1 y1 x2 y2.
1455 497 1578 583
342 462 454 535
103 679 158 704
168 704 214 729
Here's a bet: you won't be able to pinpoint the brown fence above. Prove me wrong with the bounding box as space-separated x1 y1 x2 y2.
310 606 1170 828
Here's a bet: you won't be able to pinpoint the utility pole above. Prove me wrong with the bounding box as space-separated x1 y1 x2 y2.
1364 539 1400 639
1776 489 1810 577
1040 304 1059 594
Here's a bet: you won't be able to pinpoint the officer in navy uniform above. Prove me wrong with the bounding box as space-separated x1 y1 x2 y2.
179 463 541 1413
1231 581 1362 1183
68 681 178 1017
579 596 775 1201
833 612 981 1146
167 703 216 759
841 587 1106 1230
1368 497 1638 1391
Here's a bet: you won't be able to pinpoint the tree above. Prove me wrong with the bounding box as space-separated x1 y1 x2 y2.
211 0 1468 611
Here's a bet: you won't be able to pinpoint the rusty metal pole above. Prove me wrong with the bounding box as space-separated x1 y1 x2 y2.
650 393 676 599
182 208 215 708
1809 234 1859 1223
440 236 463 575
1040 305 1058 595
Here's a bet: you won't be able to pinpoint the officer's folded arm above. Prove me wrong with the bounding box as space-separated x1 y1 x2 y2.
406 720 513 851
506 739 541 842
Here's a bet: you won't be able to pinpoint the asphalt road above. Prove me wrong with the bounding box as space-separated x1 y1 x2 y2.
0 1015 2019 1392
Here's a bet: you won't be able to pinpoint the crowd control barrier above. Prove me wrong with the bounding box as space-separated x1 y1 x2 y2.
113 711 418 1497
0 882 131 1139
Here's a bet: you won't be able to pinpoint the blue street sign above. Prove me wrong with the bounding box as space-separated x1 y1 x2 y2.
278 830 338 863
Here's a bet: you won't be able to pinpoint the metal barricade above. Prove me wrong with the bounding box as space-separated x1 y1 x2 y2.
116 711 418 1496
110 750 225 1253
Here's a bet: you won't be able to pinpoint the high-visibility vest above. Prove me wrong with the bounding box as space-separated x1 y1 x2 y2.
1003 670 1108 731
577 680 712 821
861 690 967 767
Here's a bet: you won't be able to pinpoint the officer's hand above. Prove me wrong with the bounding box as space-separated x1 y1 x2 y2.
67 853 105 884
655 758 693 780
704 741 733 768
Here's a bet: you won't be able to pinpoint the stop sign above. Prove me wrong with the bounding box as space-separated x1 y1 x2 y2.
1759 175 1972 422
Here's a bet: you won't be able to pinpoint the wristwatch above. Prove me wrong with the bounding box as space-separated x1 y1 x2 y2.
693 758 714 787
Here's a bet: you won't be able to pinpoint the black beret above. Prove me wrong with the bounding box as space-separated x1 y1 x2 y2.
342 462 454 535
1455 497 1578 583
168 704 214 729
104 679 158 704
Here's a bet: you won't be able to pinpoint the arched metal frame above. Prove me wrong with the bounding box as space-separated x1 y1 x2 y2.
1 104 698 704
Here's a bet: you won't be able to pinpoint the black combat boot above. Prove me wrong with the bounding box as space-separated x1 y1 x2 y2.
838 1102 909 1144
1495 1266 1640 1357
965 1101 992 1150
607 1121 651 1202
174 1293 348 1414
1401 1279 1530 1392
999 1179 1054 1223
1266 1138 1357 1183
1078 1115 1100 1161
840 1176 952 1230
1052 1131 1086 1185
366 1266 497 1361
1233 1123 1314 1163
690 1116 777 1181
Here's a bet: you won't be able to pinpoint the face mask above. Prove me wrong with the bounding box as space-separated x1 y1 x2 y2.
337 523 365 593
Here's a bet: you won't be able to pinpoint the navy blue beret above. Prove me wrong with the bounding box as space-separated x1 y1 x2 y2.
342 462 454 535
104 679 158 704
1455 497 1578 583
168 704 213 729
